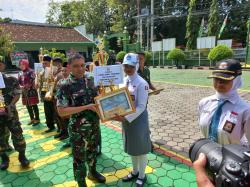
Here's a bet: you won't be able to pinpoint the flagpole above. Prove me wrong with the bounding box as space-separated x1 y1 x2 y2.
218 13 229 39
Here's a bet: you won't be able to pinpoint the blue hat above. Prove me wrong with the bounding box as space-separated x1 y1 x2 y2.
123 53 139 67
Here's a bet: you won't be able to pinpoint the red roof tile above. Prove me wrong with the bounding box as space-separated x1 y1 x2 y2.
0 22 92 43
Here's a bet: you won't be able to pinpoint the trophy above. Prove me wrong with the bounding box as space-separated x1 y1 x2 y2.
0 90 6 115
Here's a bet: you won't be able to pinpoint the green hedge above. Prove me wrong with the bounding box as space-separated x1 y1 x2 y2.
208 45 234 63
116 51 126 62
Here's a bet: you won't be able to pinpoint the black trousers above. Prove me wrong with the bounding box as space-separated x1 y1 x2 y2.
44 100 55 129
26 105 40 121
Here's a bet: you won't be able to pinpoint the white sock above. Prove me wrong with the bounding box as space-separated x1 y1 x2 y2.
138 154 148 179
131 155 139 174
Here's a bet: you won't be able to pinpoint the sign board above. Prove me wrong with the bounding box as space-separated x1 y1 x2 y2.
34 63 44 74
152 41 162 52
217 39 232 48
10 51 28 66
197 36 216 49
163 38 176 51
94 65 124 86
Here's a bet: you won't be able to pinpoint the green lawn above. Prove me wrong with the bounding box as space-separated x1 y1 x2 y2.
150 68 250 91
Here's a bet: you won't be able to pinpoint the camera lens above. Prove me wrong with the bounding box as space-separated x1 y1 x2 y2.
189 138 223 171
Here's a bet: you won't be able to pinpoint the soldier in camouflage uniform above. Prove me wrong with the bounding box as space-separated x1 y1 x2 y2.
0 59 29 170
137 52 157 91
56 54 106 187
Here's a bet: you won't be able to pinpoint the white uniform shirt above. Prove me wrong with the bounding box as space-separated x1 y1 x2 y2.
123 73 149 123
198 94 250 146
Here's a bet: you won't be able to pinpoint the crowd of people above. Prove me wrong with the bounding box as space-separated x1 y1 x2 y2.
0 51 250 187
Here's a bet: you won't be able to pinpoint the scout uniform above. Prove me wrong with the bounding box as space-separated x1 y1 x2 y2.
56 73 104 186
198 59 250 146
0 71 29 170
121 53 152 187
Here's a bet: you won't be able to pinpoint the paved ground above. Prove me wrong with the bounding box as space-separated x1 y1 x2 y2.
0 101 197 187
111 82 250 158
2 71 250 186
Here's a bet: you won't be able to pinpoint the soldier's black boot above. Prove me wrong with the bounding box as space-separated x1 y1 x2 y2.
78 180 87 187
0 153 9 170
18 152 30 168
88 168 106 183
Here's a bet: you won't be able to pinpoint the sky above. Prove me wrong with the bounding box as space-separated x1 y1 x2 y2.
0 0 65 23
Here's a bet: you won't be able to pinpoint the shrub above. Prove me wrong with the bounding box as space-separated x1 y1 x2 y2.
208 45 233 62
144 51 152 66
116 51 126 62
166 48 186 67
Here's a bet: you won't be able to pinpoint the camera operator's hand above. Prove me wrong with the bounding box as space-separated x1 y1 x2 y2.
193 153 215 187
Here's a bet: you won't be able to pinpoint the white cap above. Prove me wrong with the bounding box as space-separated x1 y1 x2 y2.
123 53 139 67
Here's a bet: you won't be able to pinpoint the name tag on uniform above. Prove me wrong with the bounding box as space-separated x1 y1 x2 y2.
222 111 238 133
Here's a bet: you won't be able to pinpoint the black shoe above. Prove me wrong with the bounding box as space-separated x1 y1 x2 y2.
88 170 106 183
135 176 147 187
45 127 55 133
78 180 87 187
97 151 102 156
54 132 63 139
59 134 69 140
27 120 34 125
0 153 9 170
32 120 40 126
122 172 139 182
60 143 71 150
6 145 14 152
18 152 30 168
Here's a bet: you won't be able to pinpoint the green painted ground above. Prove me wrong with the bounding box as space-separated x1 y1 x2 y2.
150 68 250 91
0 103 198 187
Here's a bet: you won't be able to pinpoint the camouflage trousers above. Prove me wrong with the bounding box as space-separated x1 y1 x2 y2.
68 118 100 185
0 106 26 155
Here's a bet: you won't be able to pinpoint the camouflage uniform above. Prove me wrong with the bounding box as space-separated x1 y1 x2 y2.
56 73 100 185
137 66 151 86
0 74 26 154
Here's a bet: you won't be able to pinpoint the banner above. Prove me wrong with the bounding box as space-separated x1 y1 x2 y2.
10 51 28 66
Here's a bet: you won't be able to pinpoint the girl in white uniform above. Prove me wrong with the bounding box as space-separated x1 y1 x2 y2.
112 53 151 187
198 59 250 146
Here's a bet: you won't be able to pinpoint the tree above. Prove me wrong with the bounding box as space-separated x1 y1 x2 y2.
207 0 219 36
0 17 12 23
46 0 109 35
106 0 138 41
0 27 14 58
46 0 61 25
185 0 200 50
167 48 186 67
43 48 67 62
208 45 233 63
221 0 250 46
116 51 126 62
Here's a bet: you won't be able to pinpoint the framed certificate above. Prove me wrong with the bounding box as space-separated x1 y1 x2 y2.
95 87 135 122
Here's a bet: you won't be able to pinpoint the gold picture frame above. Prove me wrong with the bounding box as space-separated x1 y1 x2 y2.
95 87 135 122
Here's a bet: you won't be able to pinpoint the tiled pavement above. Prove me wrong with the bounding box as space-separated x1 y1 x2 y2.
0 100 197 187
111 82 250 158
